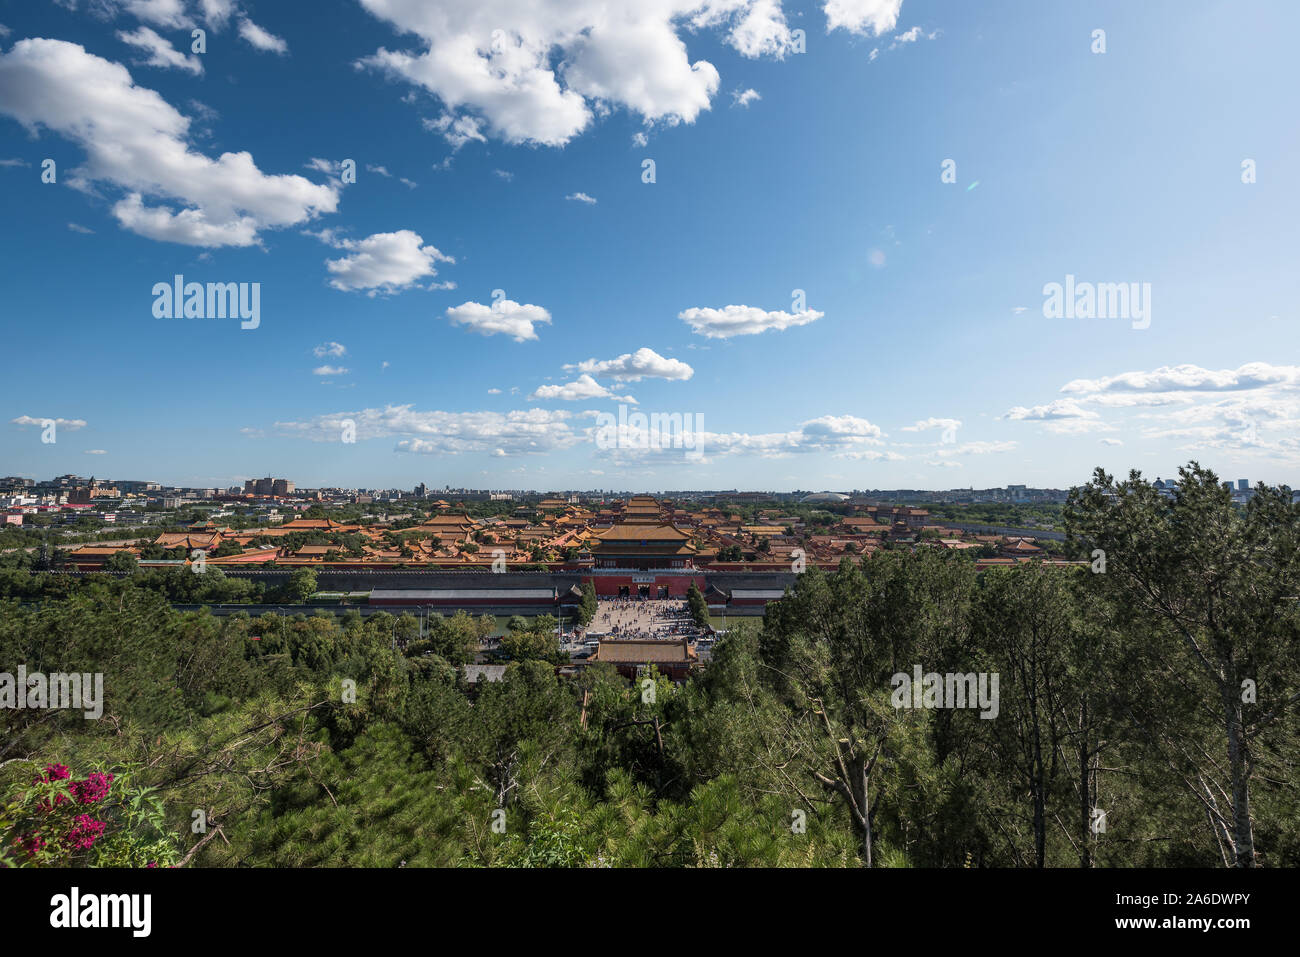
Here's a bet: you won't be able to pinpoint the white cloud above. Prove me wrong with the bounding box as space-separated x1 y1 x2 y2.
237 18 288 55
198 0 237 30
312 365 349 376
270 403 903 463
313 341 346 358
1085 393 1194 409
839 449 905 462
1008 362 1300 456
305 157 343 175
1002 399 1112 436
732 87 761 107
799 414 884 447
883 24 939 51
423 112 486 149
354 1 808 148
901 417 961 433
931 440 1017 457
0 39 337 246
566 347 694 382
1003 399 1098 422
1100 438 1123 446
824 0 904 37
679 304 823 338
83 449 108 455
716 0 798 58
565 191 597 204
445 298 552 342
322 229 453 294
123 0 193 29
1055 362 1300 457
117 25 203 74
590 411 886 462
531 374 636 403
12 415 87 431
67 222 95 233
1060 363 1300 396
275 405 581 456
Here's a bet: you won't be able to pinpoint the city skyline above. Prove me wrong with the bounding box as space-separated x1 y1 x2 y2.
3 0 1299 490
4 467 1267 500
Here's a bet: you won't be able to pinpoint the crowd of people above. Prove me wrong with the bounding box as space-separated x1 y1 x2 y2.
588 597 709 641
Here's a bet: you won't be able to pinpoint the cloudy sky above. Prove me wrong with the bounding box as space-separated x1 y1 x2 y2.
2 0 1298 492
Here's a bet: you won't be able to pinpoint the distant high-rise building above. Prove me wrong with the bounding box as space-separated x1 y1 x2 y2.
67 477 119 504
1238 479 1249 491
245 477 294 496
116 480 161 494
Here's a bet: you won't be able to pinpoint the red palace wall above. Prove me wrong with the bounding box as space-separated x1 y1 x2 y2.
587 574 706 598
370 595 556 607
608 662 695 682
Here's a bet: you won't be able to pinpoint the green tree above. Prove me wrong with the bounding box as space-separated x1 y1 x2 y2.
578 581 597 626
284 568 318 604
685 582 709 627
1066 463 1300 868
104 551 139 574
500 626 559 662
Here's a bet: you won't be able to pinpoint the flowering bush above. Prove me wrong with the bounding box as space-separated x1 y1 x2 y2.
0 762 179 868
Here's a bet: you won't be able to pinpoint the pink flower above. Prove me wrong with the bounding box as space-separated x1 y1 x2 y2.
17 834 47 857
36 766 73 810
63 815 106 851
71 772 114 805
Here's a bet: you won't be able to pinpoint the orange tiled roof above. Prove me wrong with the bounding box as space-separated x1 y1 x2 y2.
594 638 697 664
594 523 691 542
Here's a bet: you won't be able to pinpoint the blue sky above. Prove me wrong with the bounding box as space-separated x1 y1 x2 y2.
2 0 1298 492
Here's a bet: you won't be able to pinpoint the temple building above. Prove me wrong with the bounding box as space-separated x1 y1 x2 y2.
590 522 697 570
620 495 663 524
590 638 698 682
